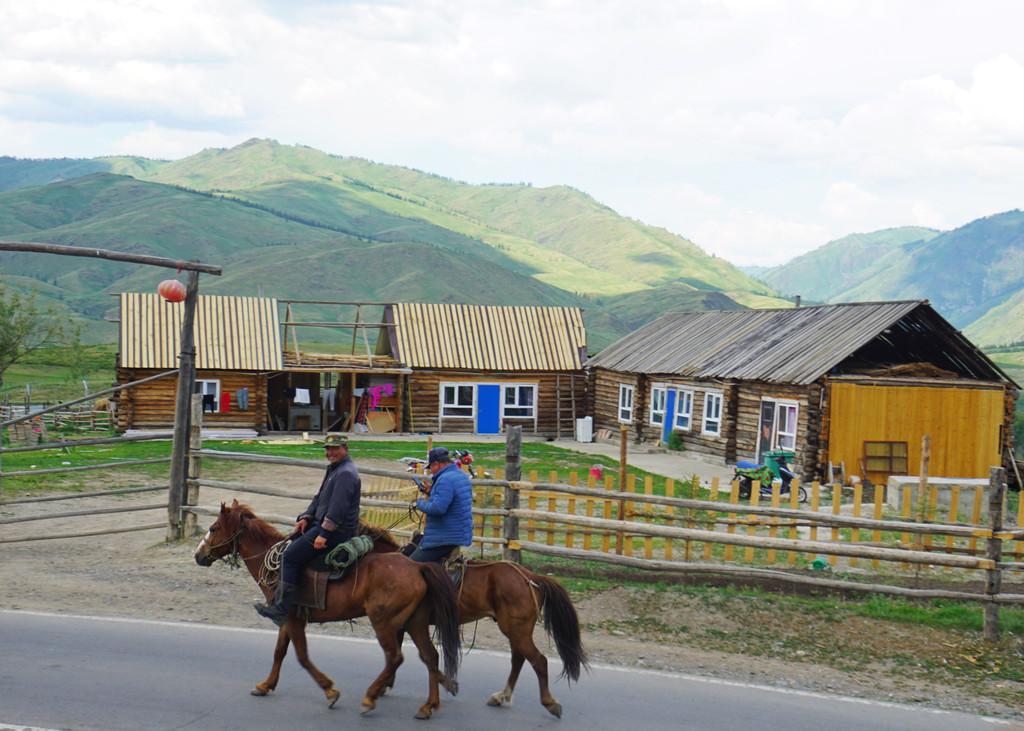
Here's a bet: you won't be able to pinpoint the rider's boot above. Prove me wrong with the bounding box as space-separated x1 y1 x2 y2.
255 581 298 627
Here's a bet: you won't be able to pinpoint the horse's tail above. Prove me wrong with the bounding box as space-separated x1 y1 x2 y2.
534 573 590 683
418 561 461 691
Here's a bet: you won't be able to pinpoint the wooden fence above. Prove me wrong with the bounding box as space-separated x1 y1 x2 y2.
5 412 1024 639
180 426 1024 640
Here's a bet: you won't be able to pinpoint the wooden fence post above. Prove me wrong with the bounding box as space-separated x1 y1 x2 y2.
616 424 628 555
167 268 200 541
184 394 204 538
503 425 522 563
984 466 1005 642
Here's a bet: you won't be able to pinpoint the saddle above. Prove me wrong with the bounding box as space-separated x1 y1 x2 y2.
289 535 375 611
398 534 466 587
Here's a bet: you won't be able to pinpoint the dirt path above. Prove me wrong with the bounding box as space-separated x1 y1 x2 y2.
2 461 1023 722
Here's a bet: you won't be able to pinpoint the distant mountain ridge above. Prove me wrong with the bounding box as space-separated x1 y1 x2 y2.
3 139 1024 351
757 214 1024 346
0 140 779 350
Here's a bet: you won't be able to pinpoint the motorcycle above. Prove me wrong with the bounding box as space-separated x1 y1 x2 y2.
397 448 486 478
733 451 807 502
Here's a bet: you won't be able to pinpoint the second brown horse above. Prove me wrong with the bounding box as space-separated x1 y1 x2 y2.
361 524 589 718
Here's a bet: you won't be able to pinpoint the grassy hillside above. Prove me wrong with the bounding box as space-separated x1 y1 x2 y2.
965 289 1024 346
758 227 939 302
124 139 773 299
0 174 590 337
2 139 794 348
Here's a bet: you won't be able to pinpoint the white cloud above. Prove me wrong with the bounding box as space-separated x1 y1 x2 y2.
3 0 1024 264
110 125 245 160
693 212 828 267
820 181 947 233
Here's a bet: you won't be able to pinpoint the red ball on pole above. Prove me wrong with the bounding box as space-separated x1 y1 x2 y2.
158 279 187 302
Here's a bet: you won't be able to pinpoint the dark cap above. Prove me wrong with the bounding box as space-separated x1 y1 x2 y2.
321 433 348 448
427 446 450 466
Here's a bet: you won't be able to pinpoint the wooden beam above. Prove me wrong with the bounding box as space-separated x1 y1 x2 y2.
0 241 222 274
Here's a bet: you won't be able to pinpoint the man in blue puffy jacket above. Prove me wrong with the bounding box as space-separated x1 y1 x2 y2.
409 446 473 563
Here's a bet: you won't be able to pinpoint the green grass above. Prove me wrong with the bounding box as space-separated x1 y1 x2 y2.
1 343 118 402
0 437 669 497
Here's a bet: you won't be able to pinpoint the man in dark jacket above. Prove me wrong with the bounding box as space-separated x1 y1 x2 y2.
255 433 361 626
408 446 473 563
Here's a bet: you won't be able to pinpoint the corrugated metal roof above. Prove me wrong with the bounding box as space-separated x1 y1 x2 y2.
389 303 586 371
120 293 283 370
586 301 955 385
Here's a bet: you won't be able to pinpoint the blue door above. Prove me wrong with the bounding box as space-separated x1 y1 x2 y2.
662 389 676 444
476 384 501 434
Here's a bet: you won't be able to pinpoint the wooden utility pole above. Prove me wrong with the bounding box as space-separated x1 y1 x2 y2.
167 268 200 541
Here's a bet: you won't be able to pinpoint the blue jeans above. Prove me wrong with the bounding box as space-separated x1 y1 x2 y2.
408 544 458 563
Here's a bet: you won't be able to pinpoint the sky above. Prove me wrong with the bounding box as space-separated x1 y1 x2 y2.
3 1 1024 266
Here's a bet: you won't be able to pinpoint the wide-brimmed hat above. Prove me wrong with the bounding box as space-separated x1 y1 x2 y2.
320 433 348 448
427 446 449 466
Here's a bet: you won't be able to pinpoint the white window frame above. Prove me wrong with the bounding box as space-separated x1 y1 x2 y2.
440 382 476 419
772 399 799 451
649 385 667 427
195 379 221 413
618 384 634 423
674 389 694 431
502 383 537 419
701 390 723 436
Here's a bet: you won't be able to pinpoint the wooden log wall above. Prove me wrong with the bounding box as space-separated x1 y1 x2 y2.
732 382 816 476
114 368 267 432
591 369 733 460
590 369 638 435
592 369 830 475
406 370 587 436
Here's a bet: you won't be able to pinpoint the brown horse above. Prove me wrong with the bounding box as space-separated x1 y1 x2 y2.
193 500 461 720
360 524 589 718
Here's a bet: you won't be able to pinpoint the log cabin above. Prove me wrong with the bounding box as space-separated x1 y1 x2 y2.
378 303 588 437
114 296 587 438
114 294 412 434
584 300 1018 486
114 293 281 433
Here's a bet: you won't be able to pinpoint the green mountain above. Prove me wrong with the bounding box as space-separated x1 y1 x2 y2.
757 227 941 302
758 215 1024 345
0 140 782 350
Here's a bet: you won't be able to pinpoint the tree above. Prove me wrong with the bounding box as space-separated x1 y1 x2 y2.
0 282 82 391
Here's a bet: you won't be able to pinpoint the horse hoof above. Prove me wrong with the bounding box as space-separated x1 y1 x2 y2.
414 709 432 720
360 699 376 715
486 696 503 707
250 684 271 697
326 689 340 708
545 702 563 719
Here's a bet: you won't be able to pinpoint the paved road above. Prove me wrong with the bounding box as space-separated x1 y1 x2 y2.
1 610 1016 731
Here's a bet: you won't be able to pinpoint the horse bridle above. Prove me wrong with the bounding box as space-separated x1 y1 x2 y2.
199 525 245 567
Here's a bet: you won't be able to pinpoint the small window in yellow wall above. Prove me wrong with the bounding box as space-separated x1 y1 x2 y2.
864 441 909 475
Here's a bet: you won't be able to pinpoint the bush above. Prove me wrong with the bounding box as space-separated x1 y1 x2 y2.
667 430 685 452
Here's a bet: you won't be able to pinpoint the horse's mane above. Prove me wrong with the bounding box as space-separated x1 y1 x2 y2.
223 500 284 544
357 519 400 548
